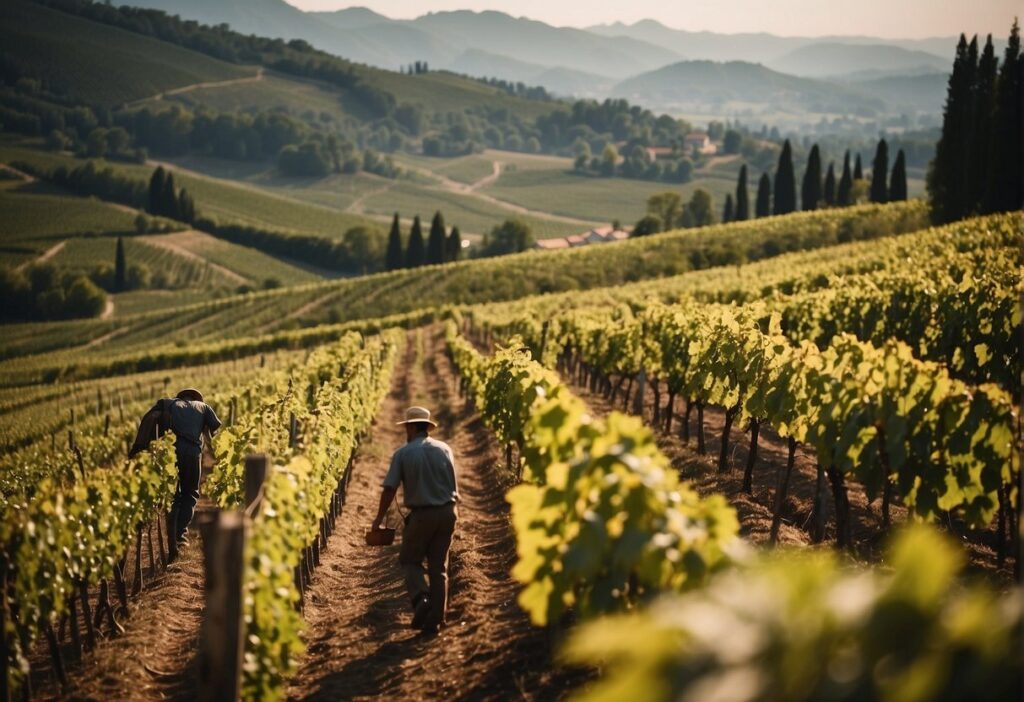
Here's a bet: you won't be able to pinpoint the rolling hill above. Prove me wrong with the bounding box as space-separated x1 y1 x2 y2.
848 72 949 114
766 42 950 78
0 0 256 106
611 60 886 116
444 49 612 97
587 19 959 63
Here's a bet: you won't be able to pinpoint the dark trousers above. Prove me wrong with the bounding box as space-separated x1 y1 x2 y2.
399 503 457 629
170 451 201 542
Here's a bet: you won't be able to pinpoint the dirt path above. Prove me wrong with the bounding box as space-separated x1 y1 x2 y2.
127 68 264 107
139 232 251 286
466 161 502 192
287 327 581 701
81 324 132 350
15 239 65 272
0 163 36 182
347 182 395 215
390 162 600 228
100 297 115 320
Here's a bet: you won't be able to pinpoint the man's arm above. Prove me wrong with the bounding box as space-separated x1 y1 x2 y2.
372 487 397 529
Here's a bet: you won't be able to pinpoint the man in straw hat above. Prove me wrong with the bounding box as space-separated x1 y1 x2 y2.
130 388 221 555
371 406 460 636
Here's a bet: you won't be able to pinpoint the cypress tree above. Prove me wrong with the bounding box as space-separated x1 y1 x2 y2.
446 225 462 262
773 139 796 215
853 153 863 181
178 188 195 223
801 144 822 210
755 173 771 218
889 149 908 201
973 36 998 212
837 151 853 206
928 35 979 223
426 211 446 265
161 172 178 220
870 139 889 203
385 212 403 270
406 215 425 268
114 236 126 292
722 194 734 223
148 167 166 216
991 19 1021 213
823 162 836 206
734 164 749 221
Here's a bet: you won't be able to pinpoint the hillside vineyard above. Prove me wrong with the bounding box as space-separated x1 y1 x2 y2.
0 1 1022 701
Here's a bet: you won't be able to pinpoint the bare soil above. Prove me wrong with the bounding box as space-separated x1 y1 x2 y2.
287 326 584 701
572 372 1014 579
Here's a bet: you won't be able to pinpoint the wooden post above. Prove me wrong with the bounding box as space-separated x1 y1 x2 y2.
1 562 9 702
244 455 269 511
131 525 144 596
632 370 647 416
198 512 247 702
811 463 828 543
288 414 298 448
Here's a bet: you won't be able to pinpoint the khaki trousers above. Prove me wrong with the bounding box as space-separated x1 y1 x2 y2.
399 502 457 628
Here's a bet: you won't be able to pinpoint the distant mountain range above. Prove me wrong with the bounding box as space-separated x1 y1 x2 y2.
123 0 958 117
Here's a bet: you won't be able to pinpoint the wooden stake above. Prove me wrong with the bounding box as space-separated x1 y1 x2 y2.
1 563 9 702
198 512 247 702
811 463 828 543
244 455 269 511
131 525 144 596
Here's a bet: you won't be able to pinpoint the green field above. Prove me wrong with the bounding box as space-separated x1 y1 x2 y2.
0 181 141 265
49 236 234 289
0 142 383 240
483 168 737 224
148 72 358 124
360 181 594 238
1 0 255 106
362 68 563 120
110 289 220 317
141 230 321 286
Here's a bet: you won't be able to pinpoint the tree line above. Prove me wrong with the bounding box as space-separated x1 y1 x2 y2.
385 212 463 270
632 136 906 236
928 20 1022 223
0 263 107 322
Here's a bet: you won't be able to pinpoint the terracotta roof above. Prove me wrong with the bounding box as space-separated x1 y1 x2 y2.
534 238 570 250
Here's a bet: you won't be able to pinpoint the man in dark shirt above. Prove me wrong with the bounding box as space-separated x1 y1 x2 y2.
137 388 221 549
371 406 459 636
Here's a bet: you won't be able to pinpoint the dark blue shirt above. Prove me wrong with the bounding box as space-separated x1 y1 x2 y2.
163 399 221 456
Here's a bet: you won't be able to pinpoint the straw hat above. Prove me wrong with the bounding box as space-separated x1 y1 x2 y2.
397 406 437 427
176 388 204 402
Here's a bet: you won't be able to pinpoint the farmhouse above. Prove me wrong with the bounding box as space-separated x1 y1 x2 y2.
684 132 717 155
534 225 630 251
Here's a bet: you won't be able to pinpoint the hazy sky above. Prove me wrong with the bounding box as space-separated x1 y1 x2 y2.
287 0 1018 39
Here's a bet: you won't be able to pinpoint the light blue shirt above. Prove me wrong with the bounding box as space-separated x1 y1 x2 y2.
384 432 459 507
